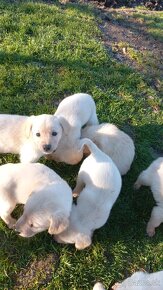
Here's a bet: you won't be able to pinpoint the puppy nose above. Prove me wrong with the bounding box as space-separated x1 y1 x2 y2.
43 144 51 152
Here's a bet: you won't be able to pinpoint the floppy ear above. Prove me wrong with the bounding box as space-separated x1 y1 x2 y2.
25 116 34 138
56 116 69 135
48 212 69 235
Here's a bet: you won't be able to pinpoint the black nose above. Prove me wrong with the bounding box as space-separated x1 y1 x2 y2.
43 144 51 152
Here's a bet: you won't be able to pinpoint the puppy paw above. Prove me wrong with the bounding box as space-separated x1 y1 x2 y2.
75 233 92 250
133 181 141 190
146 226 155 237
111 283 121 290
7 217 16 229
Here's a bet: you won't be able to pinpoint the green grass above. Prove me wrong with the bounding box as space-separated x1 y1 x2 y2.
0 1 163 289
132 11 163 41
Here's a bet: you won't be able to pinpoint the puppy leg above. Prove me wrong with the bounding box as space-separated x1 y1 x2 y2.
87 111 99 126
134 170 149 190
146 206 163 237
75 233 92 250
1 213 16 229
73 175 85 197
0 202 16 229
20 143 42 163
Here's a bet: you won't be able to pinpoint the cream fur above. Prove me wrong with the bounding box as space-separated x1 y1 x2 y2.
0 163 72 236
0 114 62 163
54 138 122 250
47 93 99 164
93 282 105 290
112 271 163 290
134 157 163 237
81 123 135 175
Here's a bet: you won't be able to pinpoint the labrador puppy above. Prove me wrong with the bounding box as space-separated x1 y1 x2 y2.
134 157 163 237
93 271 163 290
47 93 99 164
0 163 72 236
81 123 135 175
112 271 163 290
54 138 122 249
0 114 62 163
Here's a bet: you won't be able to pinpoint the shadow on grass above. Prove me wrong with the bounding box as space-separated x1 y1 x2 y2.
99 9 163 93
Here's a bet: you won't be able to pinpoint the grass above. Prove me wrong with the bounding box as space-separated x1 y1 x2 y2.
0 0 163 289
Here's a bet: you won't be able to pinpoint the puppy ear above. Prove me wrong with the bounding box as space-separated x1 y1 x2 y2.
26 116 34 138
48 212 69 235
56 116 69 135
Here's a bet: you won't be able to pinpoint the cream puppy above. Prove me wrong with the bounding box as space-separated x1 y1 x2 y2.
81 123 135 175
111 271 163 290
0 114 62 163
0 163 72 236
54 138 122 249
134 157 163 237
47 93 99 164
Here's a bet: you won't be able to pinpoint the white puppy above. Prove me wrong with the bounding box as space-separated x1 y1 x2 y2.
134 157 163 237
54 138 122 250
0 163 72 237
81 123 135 175
111 271 163 290
0 114 62 163
47 93 99 164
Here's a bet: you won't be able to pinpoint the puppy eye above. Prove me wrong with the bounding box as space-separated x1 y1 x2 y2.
36 133 40 137
52 132 57 136
30 223 33 227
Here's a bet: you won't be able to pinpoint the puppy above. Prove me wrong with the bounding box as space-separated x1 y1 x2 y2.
0 163 72 237
0 114 62 163
81 123 135 175
111 271 163 290
47 93 99 164
54 138 122 250
134 157 163 237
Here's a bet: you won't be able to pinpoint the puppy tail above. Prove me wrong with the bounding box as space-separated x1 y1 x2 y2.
78 138 99 156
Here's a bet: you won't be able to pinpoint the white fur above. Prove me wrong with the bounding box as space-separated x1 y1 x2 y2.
47 93 99 164
0 114 62 163
54 138 121 250
93 282 105 290
81 123 135 175
134 157 163 237
112 271 163 290
0 163 72 236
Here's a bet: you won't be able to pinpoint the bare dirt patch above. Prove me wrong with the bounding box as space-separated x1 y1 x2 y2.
13 253 59 289
95 5 163 93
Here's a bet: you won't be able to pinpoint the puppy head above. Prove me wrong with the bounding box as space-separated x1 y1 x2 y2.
15 187 69 238
26 114 63 154
15 211 49 238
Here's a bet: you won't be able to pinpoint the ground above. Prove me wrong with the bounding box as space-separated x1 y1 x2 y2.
94 2 163 96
